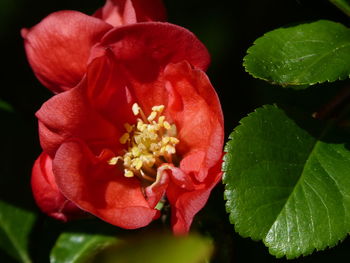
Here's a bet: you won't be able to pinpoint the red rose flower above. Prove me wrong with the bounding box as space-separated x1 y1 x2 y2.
21 0 166 94
33 22 223 234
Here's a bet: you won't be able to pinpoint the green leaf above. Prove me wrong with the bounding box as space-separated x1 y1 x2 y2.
223 105 350 259
50 233 120 263
94 234 213 263
0 201 36 263
244 20 350 88
329 0 350 17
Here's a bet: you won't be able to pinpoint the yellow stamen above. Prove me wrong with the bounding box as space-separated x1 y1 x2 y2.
124 170 134 177
132 158 143 170
162 137 170 144
170 137 179 144
108 104 179 182
152 105 165 113
163 121 171 130
108 157 120 165
147 111 157 122
132 103 147 122
132 103 140 115
137 120 147 132
158 116 165 125
165 145 176 154
124 156 131 166
124 123 133 133
131 146 141 157
119 133 130 144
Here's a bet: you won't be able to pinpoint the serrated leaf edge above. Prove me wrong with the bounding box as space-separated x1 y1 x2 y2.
222 104 350 259
243 20 350 87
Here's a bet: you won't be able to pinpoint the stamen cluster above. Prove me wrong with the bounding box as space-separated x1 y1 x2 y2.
109 103 179 182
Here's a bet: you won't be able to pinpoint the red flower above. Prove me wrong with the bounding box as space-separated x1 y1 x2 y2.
21 0 166 93
22 0 166 221
26 9 223 233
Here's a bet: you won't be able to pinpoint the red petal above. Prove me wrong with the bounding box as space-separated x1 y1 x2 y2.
84 52 171 126
130 0 166 22
164 61 224 182
145 165 196 209
93 0 166 26
36 83 120 157
90 22 210 82
144 164 173 208
167 161 223 234
84 22 211 121
53 140 159 229
31 152 85 221
22 11 112 93
84 53 137 129
93 0 127 26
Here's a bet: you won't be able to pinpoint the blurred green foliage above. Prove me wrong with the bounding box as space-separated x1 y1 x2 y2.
93 234 213 263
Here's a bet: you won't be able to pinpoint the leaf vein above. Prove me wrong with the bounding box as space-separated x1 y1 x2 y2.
304 179 333 243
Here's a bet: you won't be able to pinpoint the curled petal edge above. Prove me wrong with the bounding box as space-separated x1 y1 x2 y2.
31 152 85 221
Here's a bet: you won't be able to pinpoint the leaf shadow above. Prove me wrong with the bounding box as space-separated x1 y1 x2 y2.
277 102 350 151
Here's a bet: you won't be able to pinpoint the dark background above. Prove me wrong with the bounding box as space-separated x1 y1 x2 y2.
1 0 350 262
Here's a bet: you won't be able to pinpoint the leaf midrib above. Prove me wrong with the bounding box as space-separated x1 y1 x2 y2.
263 120 335 244
290 41 350 83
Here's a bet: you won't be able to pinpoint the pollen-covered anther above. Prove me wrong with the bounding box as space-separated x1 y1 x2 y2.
124 170 134 178
147 111 157 122
119 133 130 144
132 103 140 115
108 103 179 182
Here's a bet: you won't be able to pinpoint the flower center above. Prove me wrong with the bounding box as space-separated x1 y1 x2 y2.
108 103 179 183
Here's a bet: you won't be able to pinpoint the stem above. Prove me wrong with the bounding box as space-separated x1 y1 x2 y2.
314 85 350 120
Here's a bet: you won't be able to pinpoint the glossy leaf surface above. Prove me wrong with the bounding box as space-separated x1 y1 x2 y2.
244 20 350 88
50 233 120 263
223 105 350 258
